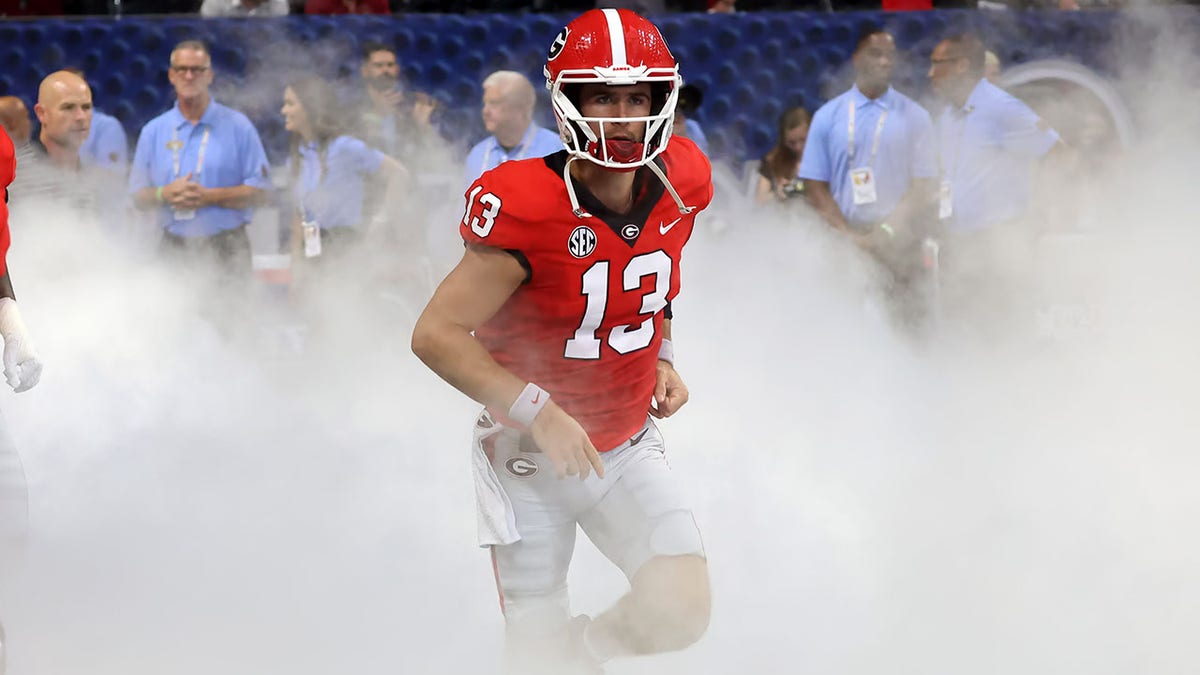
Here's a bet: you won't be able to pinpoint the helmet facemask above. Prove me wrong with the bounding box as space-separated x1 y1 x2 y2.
548 68 681 171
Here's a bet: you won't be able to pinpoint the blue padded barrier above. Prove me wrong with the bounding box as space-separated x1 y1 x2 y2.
0 10 1195 165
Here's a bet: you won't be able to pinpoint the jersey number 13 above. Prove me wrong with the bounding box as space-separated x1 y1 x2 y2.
565 250 672 360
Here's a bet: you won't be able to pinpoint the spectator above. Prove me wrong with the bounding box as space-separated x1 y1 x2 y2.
354 41 437 162
0 97 33 166
755 106 809 206
200 0 289 17
800 28 936 253
304 0 387 14
929 33 1064 235
8 71 102 214
984 50 1001 83
64 69 129 172
707 0 735 12
672 83 710 156
281 77 408 297
129 40 271 319
463 71 561 187
928 33 1066 326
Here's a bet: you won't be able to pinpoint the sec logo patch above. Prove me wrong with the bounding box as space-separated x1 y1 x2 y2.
568 225 597 258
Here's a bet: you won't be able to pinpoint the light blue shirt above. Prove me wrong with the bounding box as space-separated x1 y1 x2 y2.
464 122 562 187
80 109 128 170
799 85 936 228
129 100 271 237
936 79 1060 232
292 135 385 229
684 118 709 156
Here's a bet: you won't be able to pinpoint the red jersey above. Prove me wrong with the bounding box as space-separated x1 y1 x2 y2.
460 138 713 451
0 126 14 277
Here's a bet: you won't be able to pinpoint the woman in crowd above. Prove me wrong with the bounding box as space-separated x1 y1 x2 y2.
281 77 407 299
755 106 810 206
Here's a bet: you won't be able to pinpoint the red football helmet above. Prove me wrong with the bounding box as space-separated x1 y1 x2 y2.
544 8 681 170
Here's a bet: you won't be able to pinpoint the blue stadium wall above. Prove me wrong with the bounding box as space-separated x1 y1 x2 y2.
1 9 1194 165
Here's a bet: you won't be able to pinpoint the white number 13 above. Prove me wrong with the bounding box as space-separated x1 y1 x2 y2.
564 250 672 359
462 186 502 237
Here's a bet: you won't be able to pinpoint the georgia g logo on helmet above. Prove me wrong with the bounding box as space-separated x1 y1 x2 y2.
548 27 569 61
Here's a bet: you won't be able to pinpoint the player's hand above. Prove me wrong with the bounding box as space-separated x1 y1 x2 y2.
650 361 688 419
528 401 605 481
3 334 42 393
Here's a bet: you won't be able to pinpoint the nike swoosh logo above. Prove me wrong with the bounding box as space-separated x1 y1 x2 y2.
531 392 541 404
629 429 649 446
659 217 683 235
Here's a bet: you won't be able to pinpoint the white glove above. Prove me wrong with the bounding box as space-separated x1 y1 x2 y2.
0 297 43 393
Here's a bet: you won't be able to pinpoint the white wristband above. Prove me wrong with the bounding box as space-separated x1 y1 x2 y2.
0 297 29 341
508 383 550 428
657 338 675 366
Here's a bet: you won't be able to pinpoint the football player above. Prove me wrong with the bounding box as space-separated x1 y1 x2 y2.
0 124 45 675
412 8 712 673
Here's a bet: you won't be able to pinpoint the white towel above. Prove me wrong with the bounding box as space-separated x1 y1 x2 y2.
472 412 521 547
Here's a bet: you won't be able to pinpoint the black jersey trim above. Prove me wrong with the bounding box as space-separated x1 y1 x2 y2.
542 150 668 248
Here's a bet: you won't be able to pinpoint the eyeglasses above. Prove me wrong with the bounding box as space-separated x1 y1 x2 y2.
171 65 210 75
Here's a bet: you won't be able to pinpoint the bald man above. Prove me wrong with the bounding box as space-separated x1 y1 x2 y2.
8 71 101 214
34 70 92 168
463 70 562 186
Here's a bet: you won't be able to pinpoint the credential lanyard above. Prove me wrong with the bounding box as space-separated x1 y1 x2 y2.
171 126 211 179
848 101 888 166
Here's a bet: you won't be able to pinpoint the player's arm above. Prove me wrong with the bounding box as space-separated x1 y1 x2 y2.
651 318 689 419
0 271 43 393
411 244 530 411
411 244 605 480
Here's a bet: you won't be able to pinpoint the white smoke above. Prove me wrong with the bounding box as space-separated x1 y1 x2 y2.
3 10 1200 675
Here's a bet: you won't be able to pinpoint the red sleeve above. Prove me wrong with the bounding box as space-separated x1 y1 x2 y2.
459 164 539 254
0 127 13 277
365 0 389 12
663 136 714 213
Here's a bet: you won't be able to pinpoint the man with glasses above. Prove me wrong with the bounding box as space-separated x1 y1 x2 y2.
129 40 270 323
928 33 1065 329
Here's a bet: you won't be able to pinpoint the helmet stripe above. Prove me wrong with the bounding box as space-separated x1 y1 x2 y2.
600 8 628 69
